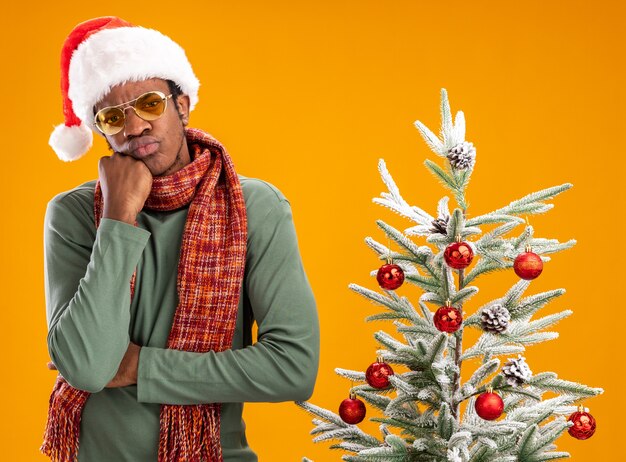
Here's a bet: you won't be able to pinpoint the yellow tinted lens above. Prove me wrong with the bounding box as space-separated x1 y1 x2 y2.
135 92 166 120
95 107 125 135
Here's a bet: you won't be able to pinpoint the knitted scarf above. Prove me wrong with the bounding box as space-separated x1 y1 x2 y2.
41 128 248 462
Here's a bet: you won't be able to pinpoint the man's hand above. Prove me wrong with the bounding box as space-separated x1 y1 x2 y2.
105 341 141 388
46 342 142 388
99 152 152 225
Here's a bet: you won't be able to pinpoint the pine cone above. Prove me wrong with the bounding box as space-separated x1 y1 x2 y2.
502 355 532 387
480 304 510 333
430 216 449 235
447 141 476 170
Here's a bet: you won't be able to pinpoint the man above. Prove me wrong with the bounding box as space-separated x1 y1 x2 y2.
41 16 319 462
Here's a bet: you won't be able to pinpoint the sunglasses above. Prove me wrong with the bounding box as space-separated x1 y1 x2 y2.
94 91 173 136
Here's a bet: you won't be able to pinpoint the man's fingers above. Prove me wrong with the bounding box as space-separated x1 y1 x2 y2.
47 361 57 370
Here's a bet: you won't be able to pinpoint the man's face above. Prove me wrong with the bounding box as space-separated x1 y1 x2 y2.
94 78 191 177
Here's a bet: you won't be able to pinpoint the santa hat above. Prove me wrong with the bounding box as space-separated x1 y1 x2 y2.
49 16 200 161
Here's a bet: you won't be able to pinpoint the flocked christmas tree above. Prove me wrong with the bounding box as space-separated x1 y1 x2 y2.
296 89 603 461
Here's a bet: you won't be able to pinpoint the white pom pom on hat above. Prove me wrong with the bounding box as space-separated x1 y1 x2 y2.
49 16 200 161
49 123 93 162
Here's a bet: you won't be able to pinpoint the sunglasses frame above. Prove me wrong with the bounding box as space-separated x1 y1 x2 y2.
94 90 173 135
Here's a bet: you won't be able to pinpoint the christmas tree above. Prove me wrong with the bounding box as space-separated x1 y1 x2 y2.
296 89 603 461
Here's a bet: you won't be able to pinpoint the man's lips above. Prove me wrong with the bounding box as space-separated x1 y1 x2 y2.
127 137 159 158
132 142 159 158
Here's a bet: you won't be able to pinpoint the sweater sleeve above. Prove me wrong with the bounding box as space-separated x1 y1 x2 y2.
44 193 151 393
137 198 320 405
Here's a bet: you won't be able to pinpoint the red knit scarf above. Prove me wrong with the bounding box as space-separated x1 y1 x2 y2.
41 128 248 462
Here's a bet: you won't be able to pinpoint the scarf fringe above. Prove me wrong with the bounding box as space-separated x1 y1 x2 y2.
158 404 222 462
40 377 86 462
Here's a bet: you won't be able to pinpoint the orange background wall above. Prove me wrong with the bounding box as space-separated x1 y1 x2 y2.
1 1 623 460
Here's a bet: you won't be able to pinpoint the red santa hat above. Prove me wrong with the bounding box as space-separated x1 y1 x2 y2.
49 16 200 161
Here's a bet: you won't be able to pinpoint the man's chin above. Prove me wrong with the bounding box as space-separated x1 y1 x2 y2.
151 163 175 178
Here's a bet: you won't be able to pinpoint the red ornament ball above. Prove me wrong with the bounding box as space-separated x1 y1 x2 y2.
475 392 504 420
513 251 543 280
376 263 405 290
444 241 474 270
433 305 463 333
366 360 395 389
339 394 366 424
568 410 596 440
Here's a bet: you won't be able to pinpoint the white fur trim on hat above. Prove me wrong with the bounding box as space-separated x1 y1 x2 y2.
68 26 200 128
49 123 93 162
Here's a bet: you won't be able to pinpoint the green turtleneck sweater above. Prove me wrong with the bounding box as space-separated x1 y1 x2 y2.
43 175 319 461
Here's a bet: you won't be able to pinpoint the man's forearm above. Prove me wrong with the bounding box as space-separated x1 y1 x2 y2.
136 306 319 405
45 197 151 393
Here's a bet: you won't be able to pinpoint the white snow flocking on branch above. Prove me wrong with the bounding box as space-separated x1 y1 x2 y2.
414 88 466 157
373 158 434 225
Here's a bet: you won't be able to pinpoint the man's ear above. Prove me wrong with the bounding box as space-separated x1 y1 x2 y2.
177 94 191 126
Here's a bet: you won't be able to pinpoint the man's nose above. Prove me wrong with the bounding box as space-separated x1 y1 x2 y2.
123 107 151 138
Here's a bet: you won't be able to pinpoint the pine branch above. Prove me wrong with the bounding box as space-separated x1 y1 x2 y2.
373 331 406 352
500 279 532 309
405 273 441 292
329 442 372 453
447 209 466 240
505 394 582 422
465 214 525 228
424 160 469 210
419 300 434 322
364 237 415 265
452 110 466 146
463 327 563 361
313 428 375 444
334 368 367 382
385 392 430 420
501 386 543 403
463 258 509 285
441 264 455 302
438 196 451 220
467 287 567 329
521 311 573 335
519 424 540 458
533 417 571 454
437 402 456 440
349 283 423 325
425 159 458 193
531 452 570 461
529 372 604 398
516 417 572 461
295 401 382 447
373 158 435 225
462 313 569 360
296 401 349 427
447 430 472 460
426 333 448 366
414 120 445 157
469 445 497 462
369 415 438 441
376 221 422 260
466 358 500 390
396 322 440 338
490 184 572 217
440 88 454 149
450 286 480 306
454 165 473 195
355 390 393 413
